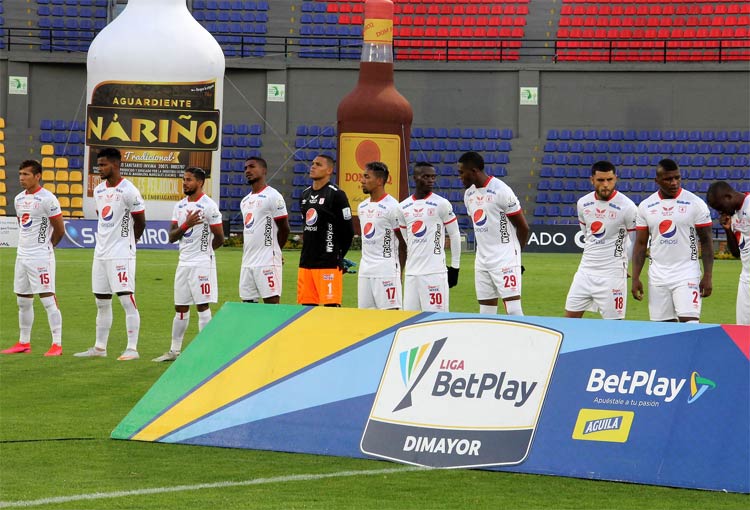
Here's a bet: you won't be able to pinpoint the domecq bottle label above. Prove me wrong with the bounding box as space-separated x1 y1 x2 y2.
338 132 401 214
86 80 220 201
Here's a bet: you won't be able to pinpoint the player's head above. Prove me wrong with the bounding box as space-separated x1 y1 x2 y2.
655 158 681 199
362 161 389 195
183 167 206 196
457 151 486 189
707 181 742 215
413 162 436 195
19 160 42 191
590 160 617 201
310 154 334 183
96 147 122 180
244 157 268 186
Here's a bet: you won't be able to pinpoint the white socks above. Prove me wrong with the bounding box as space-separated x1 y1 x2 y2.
95 298 113 350
118 294 140 351
198 309 212 331
504 299 524 316
17 297 34 344
171 312 189 352
40 296 62 345
479 304 497 315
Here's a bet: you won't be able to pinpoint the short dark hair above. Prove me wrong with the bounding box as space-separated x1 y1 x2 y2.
657 158 679 173
365 161 389 183
707 181 733 201
458 151 484 171
246 156 267 169
185 167 206 182
97 147 121 162
20 159 42 175
591 160 616 175
316 154 335 168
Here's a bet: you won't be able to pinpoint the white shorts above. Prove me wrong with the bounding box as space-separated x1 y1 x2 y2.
475 266 522 301
174 264 218 305
648 279 701 321
737 277 749 325
403 273 449 312
92 258 136 295
239 265 282 301
358 276 402 310
14 257 56 295
565 271 627 320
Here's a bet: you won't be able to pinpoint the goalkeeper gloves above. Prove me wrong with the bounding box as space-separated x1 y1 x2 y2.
447 266 459 288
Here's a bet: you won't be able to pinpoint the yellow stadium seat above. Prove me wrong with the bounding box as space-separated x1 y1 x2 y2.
0 143 4 153
0 209 5 216
43 183 55 192
58 197 70 208
70 183 83 195
56 183 70 195
0 196 6 207
55 158 68 169
41 145 54 156
56 170 69 182
0 117 5 128
69 170 83 182
0 131 4 141
42 170 55 182
71 197 83 209
0 182 5 193
72 211 84 218
42 157 54 169
0 169 5 180
0 155 5 166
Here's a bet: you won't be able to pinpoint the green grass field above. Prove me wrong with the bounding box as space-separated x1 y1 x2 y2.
0 247 745 509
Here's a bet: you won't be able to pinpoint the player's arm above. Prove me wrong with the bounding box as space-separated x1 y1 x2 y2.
445 218 461 269
626 230 636 267
697 225 714 298
630 228 649 301
210 223 225 250
394 227 407 275
275 215 290 250
508 210 529 250
49 214 65 247
132 211 146 242
335 191 355 259
721 213 741 258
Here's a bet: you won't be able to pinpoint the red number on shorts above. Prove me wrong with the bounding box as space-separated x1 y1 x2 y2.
386 287 396 300
201 283 211 295
614 296 624 310
40 273 50 285
117 271 128 283
267 276 275 289
692 291 699 304
429 292 443 305
503 275 517 288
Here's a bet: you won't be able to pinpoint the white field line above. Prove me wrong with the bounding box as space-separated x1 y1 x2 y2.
0 466 426 508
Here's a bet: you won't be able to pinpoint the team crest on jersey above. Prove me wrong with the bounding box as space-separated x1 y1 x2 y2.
427 208 436 217
591 221 606 239
608 211 617 219
363 222 376 239
679 206 687 214
101 205 114 221
20 213 32 229
473 209 487 227
411 220 427 238
244 212 255 229
306 209 318 226
659 220 677 238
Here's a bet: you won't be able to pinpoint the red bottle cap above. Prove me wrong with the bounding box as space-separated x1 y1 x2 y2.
364 0 393 20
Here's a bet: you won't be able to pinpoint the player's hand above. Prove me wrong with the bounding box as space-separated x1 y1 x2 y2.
631 279 644 301
342 258 357 274
700 275 713 298
184 209 203 228
719 213 732 231
447 266 459 288
521 265 526 274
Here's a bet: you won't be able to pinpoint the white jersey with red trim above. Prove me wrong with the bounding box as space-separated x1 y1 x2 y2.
732 193 750 282
14 187 62 259
577 190 638 278
93 178 145 259
240 185 288 267
171 193 223 267
397 192 457 276
358 194 401 277
636 188 712 285
464 176 523 271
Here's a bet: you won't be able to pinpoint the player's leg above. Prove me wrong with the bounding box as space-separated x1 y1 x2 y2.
3 259 34 353
259 266 282 305
357 276 376 309
194 265 218 331
239 266 261 303
499 266 523 316
371 276 402 310
297 268 319 306
37 257 62 355
674 280 701 323
737 279 750 325
115 259 140 360
475 268 499 314
75 258 112 357
647 283 677 322
594 276 627 320
402 275 420 311
564 271 591 319
313 268 343 307
160 266 192 361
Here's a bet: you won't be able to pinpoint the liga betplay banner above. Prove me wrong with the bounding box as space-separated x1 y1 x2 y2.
113 304 750 493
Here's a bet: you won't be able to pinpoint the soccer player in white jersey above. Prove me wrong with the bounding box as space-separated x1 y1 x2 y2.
632 158 713 322
707 181 750 325
564 161 637 319
2 160 64 356
153 167 224 362
75 148 146 360
458 151 529 316
357 161 403 310
396 162 461 312
239 157 290 304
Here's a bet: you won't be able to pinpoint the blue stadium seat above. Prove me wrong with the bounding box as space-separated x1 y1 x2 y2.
537 180 550 191
533 206 547 217
536 192 549 203
547 129 558 140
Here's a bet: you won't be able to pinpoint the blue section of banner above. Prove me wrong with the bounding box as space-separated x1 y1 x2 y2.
58 219 177 250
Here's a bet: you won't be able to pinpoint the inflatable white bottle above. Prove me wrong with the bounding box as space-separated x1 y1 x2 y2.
84 0 225 220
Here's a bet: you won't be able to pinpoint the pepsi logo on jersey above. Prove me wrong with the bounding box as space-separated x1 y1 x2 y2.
591 221 606 240
363 222 376 239
658 220 678 244
20 213 33 229
244 212 254 229
412 220 427 238
473 209 487 227
101 205 114 222
305 208 318 229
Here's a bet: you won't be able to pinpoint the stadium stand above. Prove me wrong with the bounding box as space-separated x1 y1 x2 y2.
191 0 268 57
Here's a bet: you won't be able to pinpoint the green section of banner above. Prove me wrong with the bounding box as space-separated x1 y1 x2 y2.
111 303 307 439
